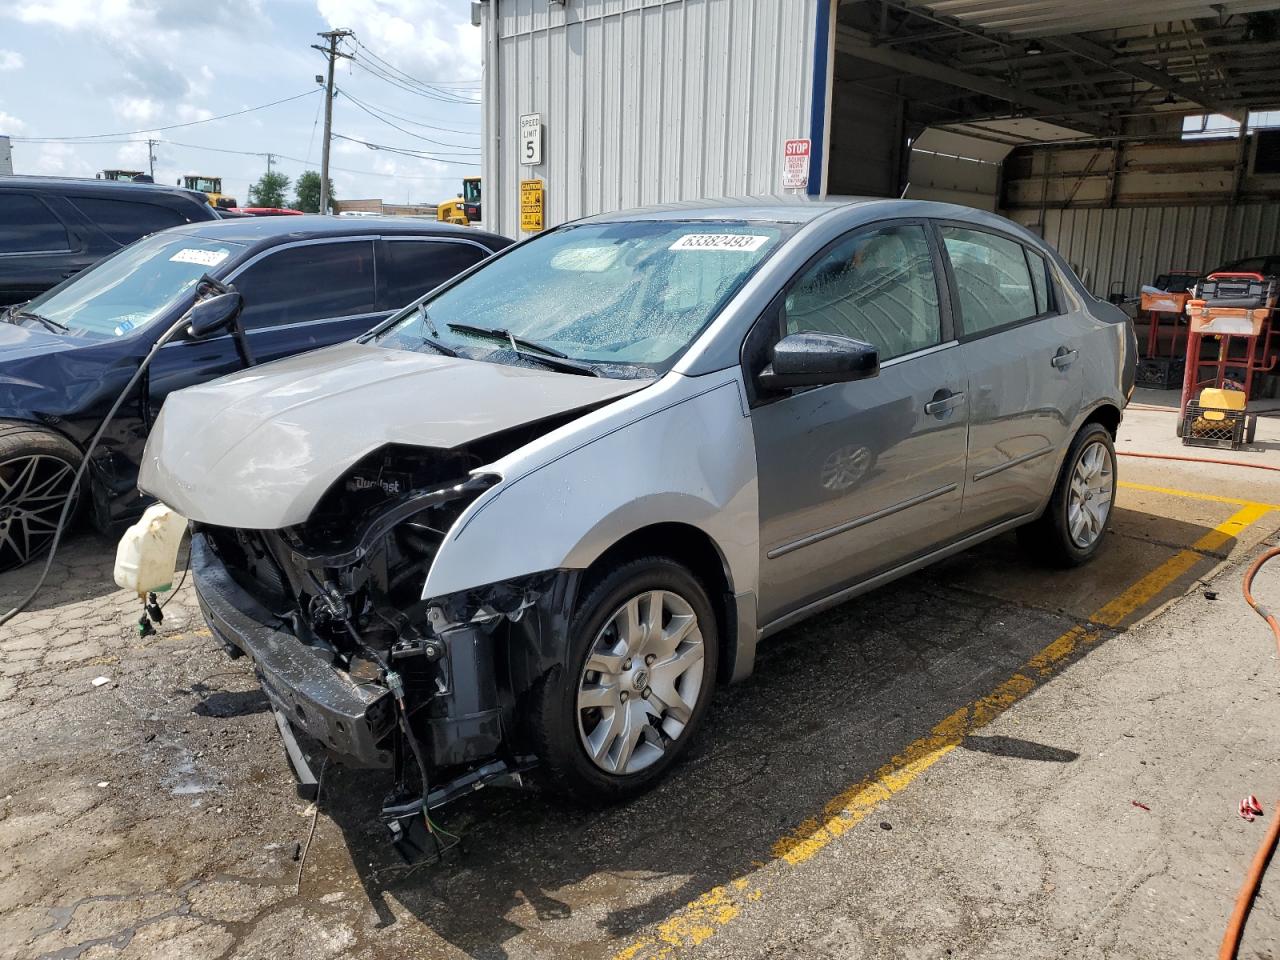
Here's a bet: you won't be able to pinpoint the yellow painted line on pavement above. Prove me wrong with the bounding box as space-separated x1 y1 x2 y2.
1118 480 1280 511
610 501 1275 960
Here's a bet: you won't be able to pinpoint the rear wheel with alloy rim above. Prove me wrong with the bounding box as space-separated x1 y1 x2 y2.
0 422 82 572
1018 422 1116 567
531 556 718 801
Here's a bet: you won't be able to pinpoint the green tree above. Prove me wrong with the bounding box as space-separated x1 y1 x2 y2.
247 170 290 208
294 171 337 213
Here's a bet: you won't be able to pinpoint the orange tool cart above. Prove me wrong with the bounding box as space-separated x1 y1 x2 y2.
1177 271 1274 447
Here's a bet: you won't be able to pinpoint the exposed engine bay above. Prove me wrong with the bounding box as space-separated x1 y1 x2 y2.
191 430 587 861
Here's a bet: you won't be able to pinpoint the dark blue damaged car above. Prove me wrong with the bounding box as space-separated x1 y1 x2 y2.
0 215 510 570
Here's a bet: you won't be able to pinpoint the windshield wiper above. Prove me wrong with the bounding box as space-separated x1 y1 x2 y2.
411 305 458 357
446 322 599 377
17 311 70 334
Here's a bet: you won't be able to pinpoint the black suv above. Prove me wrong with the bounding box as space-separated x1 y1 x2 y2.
0 176 218 306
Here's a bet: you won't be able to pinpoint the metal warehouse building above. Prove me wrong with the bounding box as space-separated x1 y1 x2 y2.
477 0 1280 299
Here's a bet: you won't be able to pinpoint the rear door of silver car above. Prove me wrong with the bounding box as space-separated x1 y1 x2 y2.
747 220 969 627
937 223 1084 531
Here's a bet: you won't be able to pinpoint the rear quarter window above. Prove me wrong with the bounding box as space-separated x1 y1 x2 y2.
69 196 190 245
0 194 72 254
376 239 489 311
940 225 1041 336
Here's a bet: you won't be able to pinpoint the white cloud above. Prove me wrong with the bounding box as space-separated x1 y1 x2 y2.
7 1 263 111
0 110 27 134
176 104 214 123
0 50 24 71
28 141 96 177
316 0 481 82
114 97 161 124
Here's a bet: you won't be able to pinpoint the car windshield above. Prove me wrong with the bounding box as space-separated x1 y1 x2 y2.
374 219 791 374
21 233 244 338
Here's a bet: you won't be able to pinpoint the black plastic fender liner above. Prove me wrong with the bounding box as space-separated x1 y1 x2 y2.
425 624 503 767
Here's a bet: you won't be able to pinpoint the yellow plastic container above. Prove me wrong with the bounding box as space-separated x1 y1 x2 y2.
1197 387 1247 419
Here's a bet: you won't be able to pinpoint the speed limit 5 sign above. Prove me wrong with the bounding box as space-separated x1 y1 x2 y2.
520 114 542 166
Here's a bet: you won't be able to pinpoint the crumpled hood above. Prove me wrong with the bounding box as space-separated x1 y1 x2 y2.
0 319 80 362
139 341 647 528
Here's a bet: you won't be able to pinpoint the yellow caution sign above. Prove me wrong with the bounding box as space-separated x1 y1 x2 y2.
520 178 544 233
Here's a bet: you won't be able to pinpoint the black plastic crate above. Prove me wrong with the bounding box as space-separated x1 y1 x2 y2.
1135 355 1185 389
1181 402 1247 449
1193 275 1276 308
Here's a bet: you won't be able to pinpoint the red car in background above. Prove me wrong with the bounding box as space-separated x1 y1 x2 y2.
227 207 305 217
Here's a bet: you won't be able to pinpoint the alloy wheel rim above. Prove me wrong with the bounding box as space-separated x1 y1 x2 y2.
1066 440 1113 548
0 454 77 569
576 589 706 775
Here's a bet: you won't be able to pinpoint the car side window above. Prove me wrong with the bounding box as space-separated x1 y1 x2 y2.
782 223 941 360
1026 246 1051 315
939 226 1041 336
233 241 377 330
0 195 71 254
68 197 189 246
376 239 488 311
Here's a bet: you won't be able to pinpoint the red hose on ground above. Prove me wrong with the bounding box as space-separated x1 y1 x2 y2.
1117 451 1280 473
1219 545 1280 960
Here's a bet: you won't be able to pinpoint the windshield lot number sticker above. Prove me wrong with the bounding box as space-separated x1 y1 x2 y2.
169 248 229 267
670 234 769 252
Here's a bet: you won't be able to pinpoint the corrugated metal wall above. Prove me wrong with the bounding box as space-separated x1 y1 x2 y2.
481 0 821 238
1007 204 1280 298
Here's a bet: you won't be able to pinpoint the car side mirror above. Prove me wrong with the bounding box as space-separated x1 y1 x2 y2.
183 292 244 339
758 332 879 390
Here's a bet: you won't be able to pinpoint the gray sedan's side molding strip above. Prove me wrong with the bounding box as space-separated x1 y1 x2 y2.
766 482 959 560
760 510 1036 639
971 444 1055 482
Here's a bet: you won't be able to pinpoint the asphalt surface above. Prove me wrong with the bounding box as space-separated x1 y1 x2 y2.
0 401 1278 960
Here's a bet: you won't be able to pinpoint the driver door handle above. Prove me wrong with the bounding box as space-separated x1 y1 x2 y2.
1051 348 1078 369
924 389 965 416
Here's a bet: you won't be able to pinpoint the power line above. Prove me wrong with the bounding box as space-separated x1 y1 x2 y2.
16 90 322 142
346 57 481 105
351 38 482 100
161 139 467 182
330 132 482 164
336 88 480 150
335 88 479 135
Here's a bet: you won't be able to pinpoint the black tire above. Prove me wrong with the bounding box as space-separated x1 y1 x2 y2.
528 555 719 803
0 421 83 573
1246 415 1258 445
1017 423 1116 568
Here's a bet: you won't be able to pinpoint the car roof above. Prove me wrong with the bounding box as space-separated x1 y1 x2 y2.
174 214 510 249
576 196 877 225
0 174 211 206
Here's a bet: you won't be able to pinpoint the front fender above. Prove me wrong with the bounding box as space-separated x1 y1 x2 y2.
420 373 760 609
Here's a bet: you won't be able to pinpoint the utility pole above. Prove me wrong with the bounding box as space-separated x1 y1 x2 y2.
146 138 158 179
312 28 352 214
266 153 274 176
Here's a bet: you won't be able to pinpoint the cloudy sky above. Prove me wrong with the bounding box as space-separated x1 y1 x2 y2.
0 0 482 207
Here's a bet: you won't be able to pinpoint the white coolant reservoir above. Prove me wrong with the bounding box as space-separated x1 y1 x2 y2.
114 503 188 597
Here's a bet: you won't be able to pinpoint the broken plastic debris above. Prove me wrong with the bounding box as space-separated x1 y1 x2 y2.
96 781 109 788
1239 795 1264 822
91 677 110 687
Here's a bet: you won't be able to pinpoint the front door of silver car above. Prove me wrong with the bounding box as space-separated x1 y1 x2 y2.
939 223 1085 531
747 221 969 627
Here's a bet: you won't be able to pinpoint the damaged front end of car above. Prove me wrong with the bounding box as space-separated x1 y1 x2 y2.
190 439 583 860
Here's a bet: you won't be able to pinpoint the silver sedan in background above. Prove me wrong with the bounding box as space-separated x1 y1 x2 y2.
135 197 1135 852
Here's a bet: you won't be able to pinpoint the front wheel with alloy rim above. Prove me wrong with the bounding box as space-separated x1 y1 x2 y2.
1018 422 1117 567
0 422 82 572
530 556 718 802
